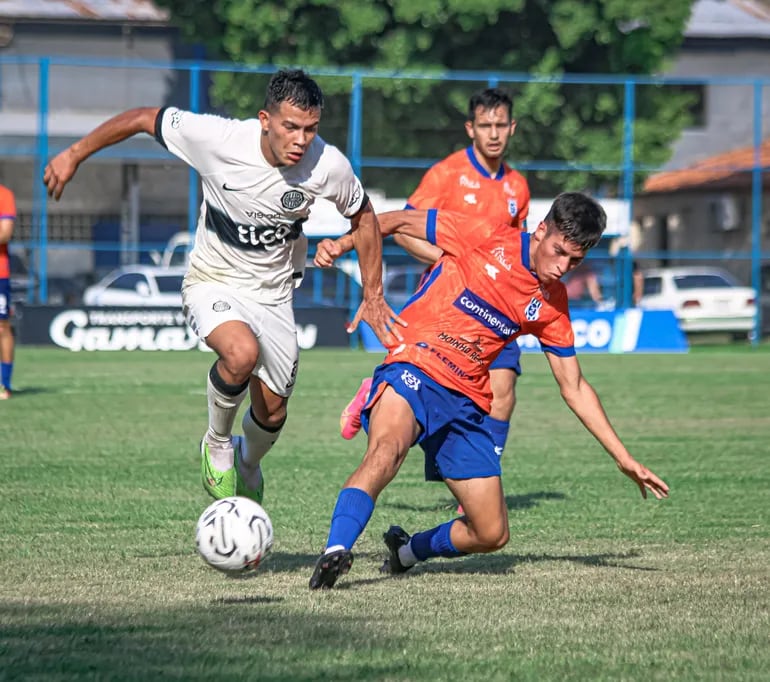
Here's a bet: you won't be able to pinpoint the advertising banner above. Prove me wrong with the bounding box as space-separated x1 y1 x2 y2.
359 308 689 354
16 306 351 351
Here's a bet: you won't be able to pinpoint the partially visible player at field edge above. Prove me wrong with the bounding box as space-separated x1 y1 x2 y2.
310 193 669 589
0 183 17 400
43 69 403 506
340 88 530 482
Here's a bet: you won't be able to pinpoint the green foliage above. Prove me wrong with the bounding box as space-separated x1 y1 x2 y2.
156 0 696 196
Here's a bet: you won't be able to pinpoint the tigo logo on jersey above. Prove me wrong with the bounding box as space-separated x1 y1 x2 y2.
524 297 542 322
453 289 519 339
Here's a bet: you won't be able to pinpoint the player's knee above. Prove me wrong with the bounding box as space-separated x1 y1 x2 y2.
471 520 509 552
219 341 259 378
361 438 407 480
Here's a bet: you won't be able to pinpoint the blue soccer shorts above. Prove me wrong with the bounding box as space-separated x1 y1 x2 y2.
361 361 502 482
0 278 10 320
490 338 522 374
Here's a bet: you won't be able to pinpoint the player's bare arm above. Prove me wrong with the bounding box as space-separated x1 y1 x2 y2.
0 217 13 245
393 233 443 265
347 201 406 344
545 352 669 500
314 209 435 271
44 107 161 200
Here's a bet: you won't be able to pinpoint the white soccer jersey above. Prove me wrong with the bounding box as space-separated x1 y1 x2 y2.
155 107 367 303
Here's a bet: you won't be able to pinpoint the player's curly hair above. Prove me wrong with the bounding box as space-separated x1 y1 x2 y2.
544 192 607 251
265 69 324 112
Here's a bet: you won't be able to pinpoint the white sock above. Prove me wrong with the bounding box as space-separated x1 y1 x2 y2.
206 369 249 444
241 407 284 469
204 438 235 472
325 544 345 555
398 540 418 568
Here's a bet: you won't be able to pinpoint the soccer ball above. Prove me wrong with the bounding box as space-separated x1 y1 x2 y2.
195 496 274 574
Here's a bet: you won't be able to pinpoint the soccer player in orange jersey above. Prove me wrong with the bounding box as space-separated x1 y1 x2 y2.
309 193 669 589
340 89 530 487
0 184 17 399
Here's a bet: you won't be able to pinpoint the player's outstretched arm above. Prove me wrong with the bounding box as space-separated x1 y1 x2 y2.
313 209 434 268
545 352 669 500
347 201 406 344
393 233 443 265
44 107 161 200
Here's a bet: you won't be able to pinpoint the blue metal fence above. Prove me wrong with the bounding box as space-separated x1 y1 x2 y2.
1 55 768 340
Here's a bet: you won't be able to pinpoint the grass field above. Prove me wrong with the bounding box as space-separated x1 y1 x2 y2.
1 346 769 681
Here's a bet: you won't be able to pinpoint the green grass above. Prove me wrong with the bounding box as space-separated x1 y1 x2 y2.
1 347 769 681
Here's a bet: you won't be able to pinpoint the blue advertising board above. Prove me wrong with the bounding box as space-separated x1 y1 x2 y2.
359 308 688 354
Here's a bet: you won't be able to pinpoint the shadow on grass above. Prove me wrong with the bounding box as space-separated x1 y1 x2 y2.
0 601 420 680
1 386 50 397
381 490 566 513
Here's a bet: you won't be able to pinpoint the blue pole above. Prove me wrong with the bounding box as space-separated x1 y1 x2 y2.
347 72 363 177
35 57 50 303
347 73 364 349
750 81 763 346
620 80 636 310
187 64 201 238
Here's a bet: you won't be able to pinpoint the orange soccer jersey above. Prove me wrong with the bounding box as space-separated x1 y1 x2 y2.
406 147 530 230
0 185 16 279
384 210 574 412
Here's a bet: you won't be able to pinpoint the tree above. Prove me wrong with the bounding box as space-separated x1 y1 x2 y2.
156 0 696 196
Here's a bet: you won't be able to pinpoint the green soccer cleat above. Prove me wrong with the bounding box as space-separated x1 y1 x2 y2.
233 435 265 505
200 438 237 500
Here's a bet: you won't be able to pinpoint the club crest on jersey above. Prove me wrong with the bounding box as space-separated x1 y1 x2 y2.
524 297 542 322
281 190 306 210
400 369 421 391
507 199 518 217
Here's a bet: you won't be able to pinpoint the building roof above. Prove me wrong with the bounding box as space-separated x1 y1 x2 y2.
0 0 169 23
685 0 770 39
643 138 770 193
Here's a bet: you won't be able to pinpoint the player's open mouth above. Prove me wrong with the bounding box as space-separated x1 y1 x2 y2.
287 151 304 162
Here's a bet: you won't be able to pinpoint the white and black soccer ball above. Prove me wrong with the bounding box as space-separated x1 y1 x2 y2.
195 497 274 574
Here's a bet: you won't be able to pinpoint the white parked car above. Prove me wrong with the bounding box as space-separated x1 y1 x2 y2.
638 266 757 334
82 266 185 307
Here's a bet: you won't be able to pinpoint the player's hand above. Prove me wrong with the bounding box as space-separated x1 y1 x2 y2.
617 458 669 500
313 238 344 268
348 294 407 346
43 148 80 200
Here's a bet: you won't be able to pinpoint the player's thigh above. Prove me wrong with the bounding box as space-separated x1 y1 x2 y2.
183 283 259 366
251 300 299 400
366 385 421 456
445 476 508 541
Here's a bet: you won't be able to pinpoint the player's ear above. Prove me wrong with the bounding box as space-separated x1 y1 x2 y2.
258 110 270 131
532 221 547 243
464 119 474 140
510 119 517 136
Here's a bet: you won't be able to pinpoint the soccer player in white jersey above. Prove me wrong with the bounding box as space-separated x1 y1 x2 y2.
43 69 403 504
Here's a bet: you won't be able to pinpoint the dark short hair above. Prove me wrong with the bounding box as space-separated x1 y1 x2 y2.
468 88 513 121
264 69 324 112
543 192 607 251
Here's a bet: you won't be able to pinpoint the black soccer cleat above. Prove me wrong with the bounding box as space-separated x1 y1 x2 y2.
309 549 354 590
380 525 414 575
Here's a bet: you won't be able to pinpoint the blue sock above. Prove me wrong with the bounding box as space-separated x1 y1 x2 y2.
325 487 375 551
410 520 465 560
487 416 509 455
1 362 12 390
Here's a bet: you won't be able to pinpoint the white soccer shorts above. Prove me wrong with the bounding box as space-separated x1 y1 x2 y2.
182 282 299 397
